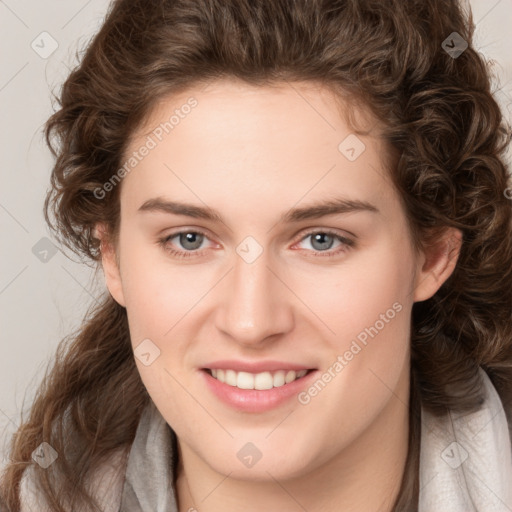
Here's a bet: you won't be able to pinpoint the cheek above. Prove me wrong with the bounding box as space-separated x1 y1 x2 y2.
295 241 413 413
293 255 412 454
302 240 413 351
117 239 200 336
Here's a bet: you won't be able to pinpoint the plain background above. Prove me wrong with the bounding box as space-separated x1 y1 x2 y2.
1 0 511 466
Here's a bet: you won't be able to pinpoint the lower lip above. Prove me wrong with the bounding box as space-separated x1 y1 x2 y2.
201 369 318 413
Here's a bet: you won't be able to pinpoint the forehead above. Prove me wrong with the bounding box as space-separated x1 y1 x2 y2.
134 79 379 152
120 79 398 221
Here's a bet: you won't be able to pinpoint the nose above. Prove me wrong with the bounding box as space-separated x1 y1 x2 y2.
214 245 294 348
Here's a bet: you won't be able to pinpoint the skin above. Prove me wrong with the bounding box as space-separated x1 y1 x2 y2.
99 79 461 512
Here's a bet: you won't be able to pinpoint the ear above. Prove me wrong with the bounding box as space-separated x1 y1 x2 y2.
413 227 462 303
95 223 126 307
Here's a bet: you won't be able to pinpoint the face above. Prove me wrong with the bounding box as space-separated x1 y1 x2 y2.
100 79 459 481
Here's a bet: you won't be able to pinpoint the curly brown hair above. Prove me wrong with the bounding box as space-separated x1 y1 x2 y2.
1 0 511 510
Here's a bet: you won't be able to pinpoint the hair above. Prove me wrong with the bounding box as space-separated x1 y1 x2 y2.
2 0 511 510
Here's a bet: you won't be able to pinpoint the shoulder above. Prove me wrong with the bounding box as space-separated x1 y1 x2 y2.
19 448 127 512
419 367 512 510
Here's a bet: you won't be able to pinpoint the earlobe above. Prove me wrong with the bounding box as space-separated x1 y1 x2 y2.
413 228 462 303
95 223 126 307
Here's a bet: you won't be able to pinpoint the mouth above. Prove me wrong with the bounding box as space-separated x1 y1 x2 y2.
202 368 315 390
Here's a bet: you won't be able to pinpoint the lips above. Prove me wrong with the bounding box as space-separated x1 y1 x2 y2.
199 361 319 413
200 360 318 412
203 359 313 373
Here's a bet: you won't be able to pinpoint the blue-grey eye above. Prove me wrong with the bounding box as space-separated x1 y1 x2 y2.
309 233 336 251
178 232 205 250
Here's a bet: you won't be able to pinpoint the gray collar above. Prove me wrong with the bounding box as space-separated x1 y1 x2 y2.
119 400 179 512
418 368 512 511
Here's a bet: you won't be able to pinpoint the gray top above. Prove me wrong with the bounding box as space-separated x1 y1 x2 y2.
19 368 512 511
119 400 179 512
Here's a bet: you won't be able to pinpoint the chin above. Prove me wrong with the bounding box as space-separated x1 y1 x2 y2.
198 438 319 482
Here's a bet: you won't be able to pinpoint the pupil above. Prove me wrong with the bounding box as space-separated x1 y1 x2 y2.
181 232 202 250
313 233 333 250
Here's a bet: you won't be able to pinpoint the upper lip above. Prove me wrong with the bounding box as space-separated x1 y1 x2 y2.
202 360 315 373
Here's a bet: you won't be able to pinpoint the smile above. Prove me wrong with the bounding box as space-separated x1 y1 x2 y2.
206 368 310 390
201 366 318 412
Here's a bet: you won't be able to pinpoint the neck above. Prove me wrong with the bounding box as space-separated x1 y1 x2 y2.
175 372 412 512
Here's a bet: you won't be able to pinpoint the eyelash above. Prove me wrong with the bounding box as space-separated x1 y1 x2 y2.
158 228 355 259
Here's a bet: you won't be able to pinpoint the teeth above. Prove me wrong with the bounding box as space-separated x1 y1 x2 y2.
273 370 285 387
225 369 237 386
254 372 273 390
210 368 308 390
237 371 255 389
285 370 296 384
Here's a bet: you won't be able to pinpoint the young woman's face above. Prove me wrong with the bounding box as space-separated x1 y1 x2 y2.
102 79 457 481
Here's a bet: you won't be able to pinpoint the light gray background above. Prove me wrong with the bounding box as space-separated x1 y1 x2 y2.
1 0 511 466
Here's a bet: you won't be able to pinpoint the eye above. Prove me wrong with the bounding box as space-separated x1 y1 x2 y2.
158 230 212 259
158 228 355 259
293 229 354 257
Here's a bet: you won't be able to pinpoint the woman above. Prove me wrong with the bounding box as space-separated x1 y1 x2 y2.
1 0 511 510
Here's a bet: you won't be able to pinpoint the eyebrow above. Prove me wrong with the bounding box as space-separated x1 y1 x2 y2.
137 196 379 223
